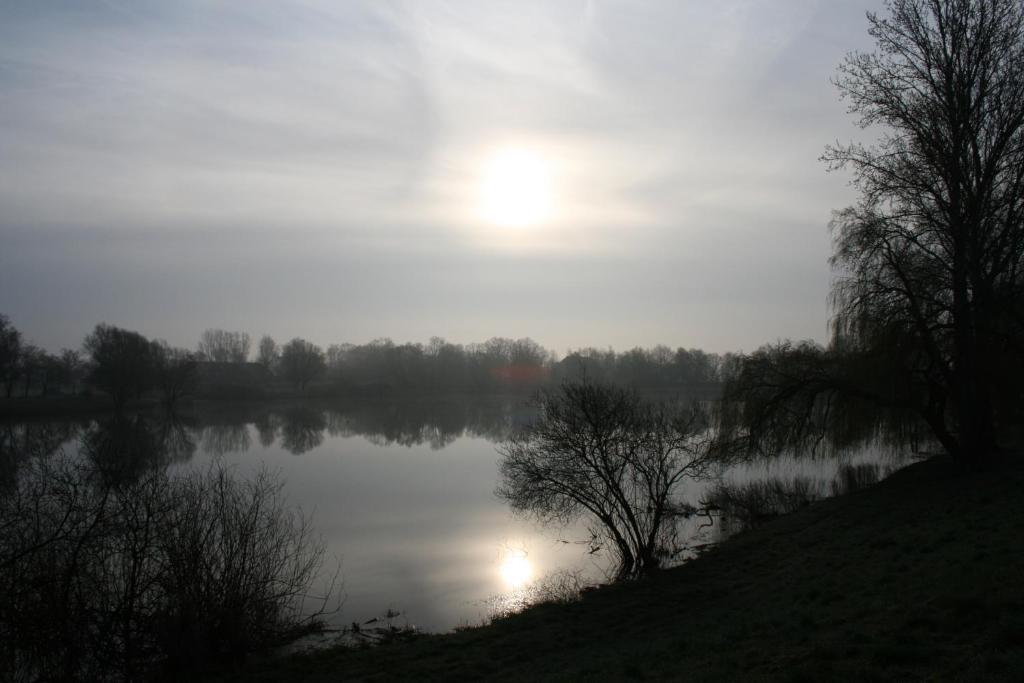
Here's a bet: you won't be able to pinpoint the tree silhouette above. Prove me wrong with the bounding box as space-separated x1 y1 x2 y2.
0 315 22 398
824 0 1024 466
279 338 326 393
256 335 279 372
197 329 251 363
83 324 158 411
497 381 714 579
746 0 1024 467
152 341 198 409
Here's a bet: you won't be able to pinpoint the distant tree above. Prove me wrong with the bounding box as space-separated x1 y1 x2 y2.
616 347 656 386
324 343 355 383
83 324 158 410
477 337 551 389
55 349 85 395
36 350 61 397
425 337 468 390
197 329 251 363
279 338 326 392
13 345 62 398
256 335 280 371
16 345 42 397
555 347 616 385
497 380 715 579
0 316 23 398
554 345 722 391
673 348 720 386
152 341 198 409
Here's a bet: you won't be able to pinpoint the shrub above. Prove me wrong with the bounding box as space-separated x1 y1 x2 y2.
0 454 334 680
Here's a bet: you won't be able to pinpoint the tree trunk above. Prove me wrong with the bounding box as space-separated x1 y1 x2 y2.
951 224 996 468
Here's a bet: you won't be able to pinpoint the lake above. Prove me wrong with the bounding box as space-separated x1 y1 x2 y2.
1 396 906 633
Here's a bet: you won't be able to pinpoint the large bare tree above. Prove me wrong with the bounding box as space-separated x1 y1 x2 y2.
823 0 1024 466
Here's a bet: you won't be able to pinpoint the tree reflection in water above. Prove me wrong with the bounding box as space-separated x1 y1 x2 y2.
187 397 524 456
84 412 197 485
200 422 251 456
0 420 83 487
279 406 326 455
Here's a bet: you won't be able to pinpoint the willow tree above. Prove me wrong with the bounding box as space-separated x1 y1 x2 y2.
821 0 1024 466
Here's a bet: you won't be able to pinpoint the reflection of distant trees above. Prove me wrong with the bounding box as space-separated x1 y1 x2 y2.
0 420 83 486
200 423 251 456
324 402 462 449
0 414 196 489
3 399 528 470
322 399 518 450
253 412 281 448
279 407 325 455
150 413 197 462
83 413 197 485
185 398 523 455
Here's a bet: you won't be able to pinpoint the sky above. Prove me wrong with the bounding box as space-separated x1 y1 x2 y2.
0 0 886 356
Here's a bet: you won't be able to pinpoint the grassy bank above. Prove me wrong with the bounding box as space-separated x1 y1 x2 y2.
224 454 1024 681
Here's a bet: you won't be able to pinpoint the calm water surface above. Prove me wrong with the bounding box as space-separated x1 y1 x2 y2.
3 397 904 632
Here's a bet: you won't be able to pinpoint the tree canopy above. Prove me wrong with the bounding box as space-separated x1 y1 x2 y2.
825 0 1024 465
725 0 1024 467
497 381 715 579
197 329 251 363
279 338 327 392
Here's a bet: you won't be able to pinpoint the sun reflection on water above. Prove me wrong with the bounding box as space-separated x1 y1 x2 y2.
499 548 534 589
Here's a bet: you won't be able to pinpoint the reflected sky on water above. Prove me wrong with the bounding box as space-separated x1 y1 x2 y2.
1 396 904 632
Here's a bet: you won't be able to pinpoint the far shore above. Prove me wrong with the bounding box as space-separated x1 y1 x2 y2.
0 383 721 421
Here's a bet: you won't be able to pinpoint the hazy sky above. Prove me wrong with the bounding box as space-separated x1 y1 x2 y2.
0 0 885 356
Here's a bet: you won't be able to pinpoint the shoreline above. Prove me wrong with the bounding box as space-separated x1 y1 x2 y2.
213 454 1024 681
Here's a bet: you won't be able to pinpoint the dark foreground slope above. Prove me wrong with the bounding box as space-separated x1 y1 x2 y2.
228 454 1024 681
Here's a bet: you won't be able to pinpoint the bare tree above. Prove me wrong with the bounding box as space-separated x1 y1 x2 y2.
197 329 251 363
0 455 334 680
83 324 158 411
152 341 198 409
722 1 1024 467
17 345 48 397
759 0 1024 467
279 338 326 393
55 349 84 395
0 315 22 398
496 381 715 579
257 334 280 372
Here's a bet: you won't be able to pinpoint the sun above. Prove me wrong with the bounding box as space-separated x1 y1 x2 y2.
479 148 553 228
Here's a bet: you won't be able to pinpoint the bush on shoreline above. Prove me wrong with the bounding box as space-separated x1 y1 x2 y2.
0 454 335 680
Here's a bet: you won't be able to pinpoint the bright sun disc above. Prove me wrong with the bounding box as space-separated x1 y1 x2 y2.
479 148 553 228
500 550 534 588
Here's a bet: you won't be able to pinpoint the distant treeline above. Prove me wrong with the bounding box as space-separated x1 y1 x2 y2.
0 315 730 408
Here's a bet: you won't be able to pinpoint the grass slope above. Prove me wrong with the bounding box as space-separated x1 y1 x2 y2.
231 455 1024 681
